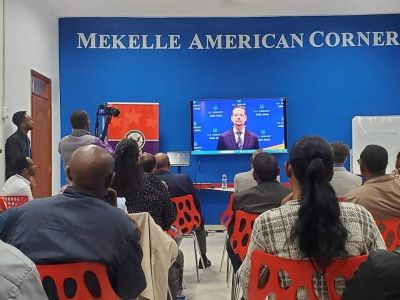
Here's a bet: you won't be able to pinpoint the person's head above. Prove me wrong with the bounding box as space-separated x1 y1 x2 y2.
14 156 36 179
12 111 33 132
66 145 115 198
155 153 170 172
70 110 90 131
331 141 349 164
231 106 247 130
358 145 388 179
252 153 279 183
112 138 141 196
139 152 156 173
250 149 263 168
287 136 347 267
396 151 400 170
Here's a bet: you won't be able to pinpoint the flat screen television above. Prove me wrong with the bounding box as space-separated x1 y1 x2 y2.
191 97 287 155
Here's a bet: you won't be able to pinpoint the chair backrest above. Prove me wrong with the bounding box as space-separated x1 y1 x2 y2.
36 262 120 300
0 197 8 212
0 195 29 208
220 193 235 227
230 210 258 261
376 218 400 250
248 250 367 300
171 195 201 234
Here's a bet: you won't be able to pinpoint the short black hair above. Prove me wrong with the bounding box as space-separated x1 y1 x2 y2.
253 153 278 182
331 142 349 164
14 156 29 174
397 151 400 160
12 111 27 127
139 154 156 173
360 144 388 175
70 110 89 129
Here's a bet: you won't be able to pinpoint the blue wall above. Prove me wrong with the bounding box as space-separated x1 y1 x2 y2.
59 15 400 223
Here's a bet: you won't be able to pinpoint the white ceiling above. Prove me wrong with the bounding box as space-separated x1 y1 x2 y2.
45 0 400 18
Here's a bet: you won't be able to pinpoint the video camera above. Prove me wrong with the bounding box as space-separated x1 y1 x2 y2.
95 104 121 141
97 104 120 117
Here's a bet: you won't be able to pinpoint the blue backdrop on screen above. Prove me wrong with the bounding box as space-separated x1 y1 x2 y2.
59 15 400 223
192 98 286 153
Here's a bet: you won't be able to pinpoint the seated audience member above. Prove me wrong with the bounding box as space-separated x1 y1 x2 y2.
1 156 36 200
58 110 97 168
112 138 176 231
154 153 211 269
0 145 146 299
238 136 385 299
227 153 291 271
330 141 362 197
0 239 48 299
233 149 263 194
345 144 400 220
392 151 400 179
139 152 157 173
342 249 400 300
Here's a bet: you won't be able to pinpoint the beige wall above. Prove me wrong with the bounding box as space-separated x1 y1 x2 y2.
3 0 60 193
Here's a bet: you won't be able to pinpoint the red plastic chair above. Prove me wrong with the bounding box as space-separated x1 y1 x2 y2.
0 197 8 212
248 250 367 300
220 193 235 227
376 218 400 251
170 195 205 282
36 262 120 300
219 193 235 273
230 210 259 261
0 195 29 208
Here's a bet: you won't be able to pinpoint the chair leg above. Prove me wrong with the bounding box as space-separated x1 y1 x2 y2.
193 234 200 283
219 233 227 272
193 232 206 273
226 258 231 286
231 271 236 300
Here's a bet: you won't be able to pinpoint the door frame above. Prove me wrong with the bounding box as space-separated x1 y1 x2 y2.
31 69 52 196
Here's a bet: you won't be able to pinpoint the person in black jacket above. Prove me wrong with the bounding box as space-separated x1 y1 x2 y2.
342 249 400 300
0 145 146 299
5 111 34 179
227 153 291 271
154 152 211 269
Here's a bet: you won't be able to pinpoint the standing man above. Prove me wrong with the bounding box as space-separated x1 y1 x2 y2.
59 110 97 168
330 141 362 197
217 106 259 150
154 153 211 269
5 111 33 179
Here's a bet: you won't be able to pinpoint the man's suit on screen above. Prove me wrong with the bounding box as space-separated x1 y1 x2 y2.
216 129 259 150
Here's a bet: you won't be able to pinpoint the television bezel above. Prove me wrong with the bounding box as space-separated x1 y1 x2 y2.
190 97 288 155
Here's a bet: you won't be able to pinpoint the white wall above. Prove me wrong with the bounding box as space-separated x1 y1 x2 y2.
3 0 60 193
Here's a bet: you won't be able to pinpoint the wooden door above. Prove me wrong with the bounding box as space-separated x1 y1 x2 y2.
31 70 52 198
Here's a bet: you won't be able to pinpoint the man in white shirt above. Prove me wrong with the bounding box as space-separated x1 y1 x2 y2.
330 141 362 197
1 156 36 200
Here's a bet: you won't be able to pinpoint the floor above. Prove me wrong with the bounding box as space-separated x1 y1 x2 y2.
180 230 232 300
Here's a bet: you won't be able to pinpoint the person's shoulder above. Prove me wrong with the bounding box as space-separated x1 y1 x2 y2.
339 202 375 221
246 129 258 136
220 129 233 137
5 132 19 143
0 239 36 269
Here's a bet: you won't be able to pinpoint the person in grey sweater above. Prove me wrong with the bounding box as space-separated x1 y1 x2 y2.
58 110 97 169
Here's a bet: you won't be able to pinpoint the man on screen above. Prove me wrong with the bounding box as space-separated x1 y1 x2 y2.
217 106 259 150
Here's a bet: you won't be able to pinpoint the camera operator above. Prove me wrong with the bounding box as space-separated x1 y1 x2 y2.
59 110 98 169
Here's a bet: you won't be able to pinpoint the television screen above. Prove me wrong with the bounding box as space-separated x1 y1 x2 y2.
191 98 287 155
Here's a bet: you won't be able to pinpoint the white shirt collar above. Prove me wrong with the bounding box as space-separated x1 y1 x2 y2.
15 174 31 185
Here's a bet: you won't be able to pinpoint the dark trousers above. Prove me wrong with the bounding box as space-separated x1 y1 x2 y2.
226 238 242 272
195 225 207 257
